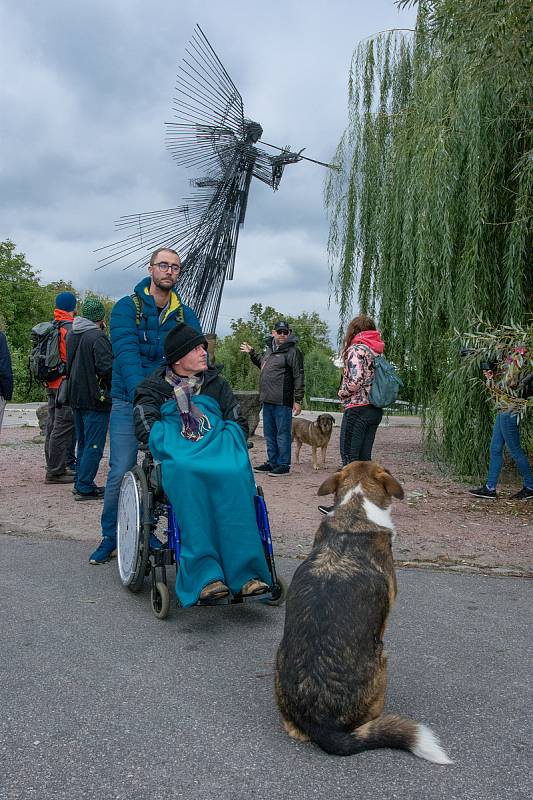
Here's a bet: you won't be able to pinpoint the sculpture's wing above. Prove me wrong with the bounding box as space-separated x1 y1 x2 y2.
166 24 245 176
95 25 245 271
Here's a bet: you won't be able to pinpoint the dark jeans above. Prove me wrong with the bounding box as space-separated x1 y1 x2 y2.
262 402 293 467
340 405 383 465
45 387 76 475
486 412 533 491
100 399 139 543
73 409 110 494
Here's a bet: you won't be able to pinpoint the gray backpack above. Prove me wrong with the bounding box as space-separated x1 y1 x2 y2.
29 320 71 383
358 345 403 408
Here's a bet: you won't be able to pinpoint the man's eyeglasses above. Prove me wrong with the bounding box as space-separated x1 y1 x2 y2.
154 261 180 273
276 329 289 335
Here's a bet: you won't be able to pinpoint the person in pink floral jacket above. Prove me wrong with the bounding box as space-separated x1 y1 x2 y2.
337 314 385 466
318 314 386 515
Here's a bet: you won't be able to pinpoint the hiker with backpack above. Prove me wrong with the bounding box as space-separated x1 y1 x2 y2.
89 247 201 565
39 291 77 484
338 319 384 464
66 297 113 501
337 314 402 465
318 314 402 515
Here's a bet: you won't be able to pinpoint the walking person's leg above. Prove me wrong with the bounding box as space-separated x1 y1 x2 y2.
339 410 348 466
499 413 533 495
470 414 503 499
91 399 138 563
66 421 77 472
340 407 368 464
358 406 383 461
485 413 505 491
73 410 86 492
75 410 110 497
261 402 279 468
44 389 56 470
47 403 75 477
272 404 293 472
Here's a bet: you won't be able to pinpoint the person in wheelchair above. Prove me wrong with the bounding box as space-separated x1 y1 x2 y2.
133 322 272 607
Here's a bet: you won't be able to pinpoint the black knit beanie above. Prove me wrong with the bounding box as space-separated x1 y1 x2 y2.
164 322 207 364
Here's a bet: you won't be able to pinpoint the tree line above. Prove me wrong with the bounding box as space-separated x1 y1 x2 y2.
0 240 342 408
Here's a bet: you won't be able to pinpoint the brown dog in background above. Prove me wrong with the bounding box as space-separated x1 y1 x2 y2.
291 414 335 470
274 460 451 764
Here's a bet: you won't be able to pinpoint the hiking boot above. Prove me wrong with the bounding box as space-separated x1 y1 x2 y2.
469 485 497 500
46 472 75 484
89 538 117 565
268 465 290 476
254 462 272 472
240 579 269 597
64 467 76 477
199 581 229 600
73 487 105 501
509 487 533 501
318 505 334 515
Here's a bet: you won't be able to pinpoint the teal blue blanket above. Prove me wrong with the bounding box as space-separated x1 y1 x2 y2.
149 394 271 607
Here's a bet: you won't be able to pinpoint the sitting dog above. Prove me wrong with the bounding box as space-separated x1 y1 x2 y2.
275 461 451 763
292 414 335 470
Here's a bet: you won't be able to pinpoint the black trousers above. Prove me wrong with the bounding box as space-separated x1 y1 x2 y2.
340 405 383 465
45 387 76 475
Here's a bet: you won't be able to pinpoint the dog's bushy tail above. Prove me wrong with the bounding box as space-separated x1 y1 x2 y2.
309 714 452 764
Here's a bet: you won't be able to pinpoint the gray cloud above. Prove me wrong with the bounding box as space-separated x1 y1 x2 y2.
0 0 415 340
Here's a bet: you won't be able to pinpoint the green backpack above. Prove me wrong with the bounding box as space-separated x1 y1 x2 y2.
358 345 403 408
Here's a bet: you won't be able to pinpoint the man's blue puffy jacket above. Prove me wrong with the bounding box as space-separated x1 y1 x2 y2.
110 276 201 403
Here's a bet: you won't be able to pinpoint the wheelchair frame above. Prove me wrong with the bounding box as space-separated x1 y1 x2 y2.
117 449 286 619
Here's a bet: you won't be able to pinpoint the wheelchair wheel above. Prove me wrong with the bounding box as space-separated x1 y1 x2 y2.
151 581 170 619
117 465 151 593
266 576 288 607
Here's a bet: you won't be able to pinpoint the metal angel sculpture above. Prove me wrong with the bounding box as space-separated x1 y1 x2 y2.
97 25 333 332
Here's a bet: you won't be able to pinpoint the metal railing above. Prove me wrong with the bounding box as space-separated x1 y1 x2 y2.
308 397 420 416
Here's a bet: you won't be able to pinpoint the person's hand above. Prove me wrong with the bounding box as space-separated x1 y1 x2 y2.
240 342 253 354
293 402 302 416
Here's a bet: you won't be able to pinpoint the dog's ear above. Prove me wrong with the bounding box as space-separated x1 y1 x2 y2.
376 468 404 499
317 472 340 496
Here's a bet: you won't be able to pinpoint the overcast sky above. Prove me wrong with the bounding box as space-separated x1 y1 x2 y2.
0 0 415 340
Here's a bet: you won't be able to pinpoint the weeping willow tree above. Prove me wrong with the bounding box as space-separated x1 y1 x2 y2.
325 0 532 477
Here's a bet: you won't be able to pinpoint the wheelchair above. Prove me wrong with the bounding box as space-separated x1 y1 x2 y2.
116 447 287 619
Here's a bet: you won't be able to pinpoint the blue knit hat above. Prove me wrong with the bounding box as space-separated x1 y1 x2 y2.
55 291 77 312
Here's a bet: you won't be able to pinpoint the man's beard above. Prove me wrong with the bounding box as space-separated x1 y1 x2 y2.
152 275 177 292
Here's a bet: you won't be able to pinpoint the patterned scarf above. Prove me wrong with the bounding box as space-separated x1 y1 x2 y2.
164 367 211 441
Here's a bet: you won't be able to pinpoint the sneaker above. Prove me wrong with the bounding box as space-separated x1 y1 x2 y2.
45 472 75 484
469 485 497 499
199 581 230 600
73 487 105 501
509 487 533 501
240 579 269 597
89 538 117 564
318 505 334 515
254 463 272 472
268 465 290 476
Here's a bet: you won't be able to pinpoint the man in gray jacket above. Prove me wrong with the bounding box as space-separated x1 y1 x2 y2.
240 320 304 476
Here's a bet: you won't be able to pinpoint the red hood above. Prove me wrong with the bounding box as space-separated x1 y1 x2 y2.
352 330 385 354
54 309 74 323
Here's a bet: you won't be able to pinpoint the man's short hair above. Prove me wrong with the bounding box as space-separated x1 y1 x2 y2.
149 247 180 266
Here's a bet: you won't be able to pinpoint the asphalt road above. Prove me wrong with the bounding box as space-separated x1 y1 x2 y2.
1 534 531 800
